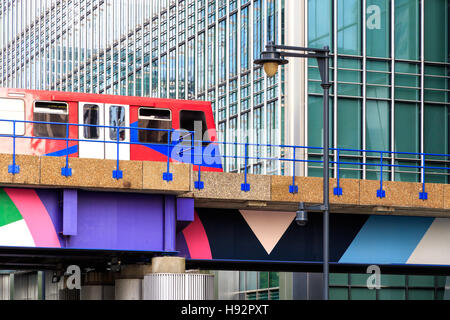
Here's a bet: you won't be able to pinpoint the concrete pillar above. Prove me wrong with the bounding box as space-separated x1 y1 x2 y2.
115 279 142 300
13 272 39 300
143 257 214 300
0 274 11 300
81 271 116 300
151 257 185 274
114 264 152 300
81 285 115 300
444 277 450 300
44 271 65 300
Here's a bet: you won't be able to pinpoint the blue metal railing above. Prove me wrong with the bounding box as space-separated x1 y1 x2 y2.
0 118 449 200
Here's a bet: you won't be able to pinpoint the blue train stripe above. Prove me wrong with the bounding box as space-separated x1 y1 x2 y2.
45 145 78 157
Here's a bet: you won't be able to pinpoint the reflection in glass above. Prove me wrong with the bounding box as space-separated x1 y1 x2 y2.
83 104 100 139
109 106 125 141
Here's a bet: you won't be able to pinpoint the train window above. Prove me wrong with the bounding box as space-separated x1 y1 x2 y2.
0 98 25 136
33 101 68 138
83 104 100 139
109 106 126 141
138 108 172 144
179 110 210 145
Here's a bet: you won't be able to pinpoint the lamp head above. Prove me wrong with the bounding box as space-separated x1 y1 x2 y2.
296 202 308 226
295 209 308 226
254 48 288 77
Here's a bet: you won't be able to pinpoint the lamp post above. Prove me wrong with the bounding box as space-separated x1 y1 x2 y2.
254 41 332 300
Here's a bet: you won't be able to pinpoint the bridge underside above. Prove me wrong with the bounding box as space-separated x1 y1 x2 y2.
0 154 450 273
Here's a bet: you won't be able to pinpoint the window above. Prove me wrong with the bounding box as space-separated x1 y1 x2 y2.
138 108 172 144
330 273 446 300
83 104 100 139
109 106 126 141
0 98 25 136
237 271 279 300
33 101 68 138
179 110 210 144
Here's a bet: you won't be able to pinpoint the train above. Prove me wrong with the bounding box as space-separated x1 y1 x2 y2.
0 88 222 171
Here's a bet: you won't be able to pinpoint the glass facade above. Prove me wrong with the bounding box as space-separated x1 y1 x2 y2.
0 0 285 175
330 273 446 300
236 271 279 300
307 0 449 183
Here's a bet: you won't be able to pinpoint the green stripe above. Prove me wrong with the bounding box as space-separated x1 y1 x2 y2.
0 189 23 227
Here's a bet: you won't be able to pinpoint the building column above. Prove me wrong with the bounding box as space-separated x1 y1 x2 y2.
114 264 152 300
285 0 307 176
143 257 214 300
13 272 39 300
81 272 115 300
44 271 80 300
0 273 11 300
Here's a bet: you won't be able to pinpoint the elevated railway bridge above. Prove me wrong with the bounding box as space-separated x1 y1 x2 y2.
1 116 450 299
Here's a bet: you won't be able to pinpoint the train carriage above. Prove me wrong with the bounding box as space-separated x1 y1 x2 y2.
0 88 222 171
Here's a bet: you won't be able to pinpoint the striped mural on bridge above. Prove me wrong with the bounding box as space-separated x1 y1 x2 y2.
2 186 450 267
0 188 61 248
178 208 450 267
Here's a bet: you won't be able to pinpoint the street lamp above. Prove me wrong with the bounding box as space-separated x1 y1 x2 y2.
254 41 332 300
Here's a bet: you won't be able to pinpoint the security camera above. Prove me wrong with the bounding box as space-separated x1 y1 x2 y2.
296 209 308 226
296 202 308 226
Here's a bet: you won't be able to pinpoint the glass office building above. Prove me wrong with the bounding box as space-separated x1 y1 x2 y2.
1 0 447 178
307 0 449 184
0 0 285 174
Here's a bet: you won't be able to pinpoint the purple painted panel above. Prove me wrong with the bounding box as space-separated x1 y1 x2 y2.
176 197 194 233
176 232 191 259
164 196 176 251
176 198 194 222
63 189 77 236
67 191 165 251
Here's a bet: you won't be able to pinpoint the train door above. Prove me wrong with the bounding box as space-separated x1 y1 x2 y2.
78 102 105 159
104 104 130 160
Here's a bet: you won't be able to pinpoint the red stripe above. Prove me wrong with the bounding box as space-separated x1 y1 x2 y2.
182 211 212 259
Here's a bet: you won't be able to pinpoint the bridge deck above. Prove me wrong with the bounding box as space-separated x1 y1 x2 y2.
1 153 449 217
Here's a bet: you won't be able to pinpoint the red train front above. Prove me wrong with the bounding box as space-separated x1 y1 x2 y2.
0 88 222 171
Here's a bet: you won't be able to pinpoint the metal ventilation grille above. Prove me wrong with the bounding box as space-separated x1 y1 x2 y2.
143 273 214 300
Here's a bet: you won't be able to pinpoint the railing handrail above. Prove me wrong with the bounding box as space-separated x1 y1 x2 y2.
0 118 447 199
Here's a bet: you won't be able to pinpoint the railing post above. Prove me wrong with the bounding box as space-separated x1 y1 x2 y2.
377 151 386 198
61 122 72 177
194 127 204 189
333 148 343 196
163 129 173 181
8 120 20 174
289 146 298 194
241 142 250 192
419 154 428 200
195 165 204 190
112 125 123 179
